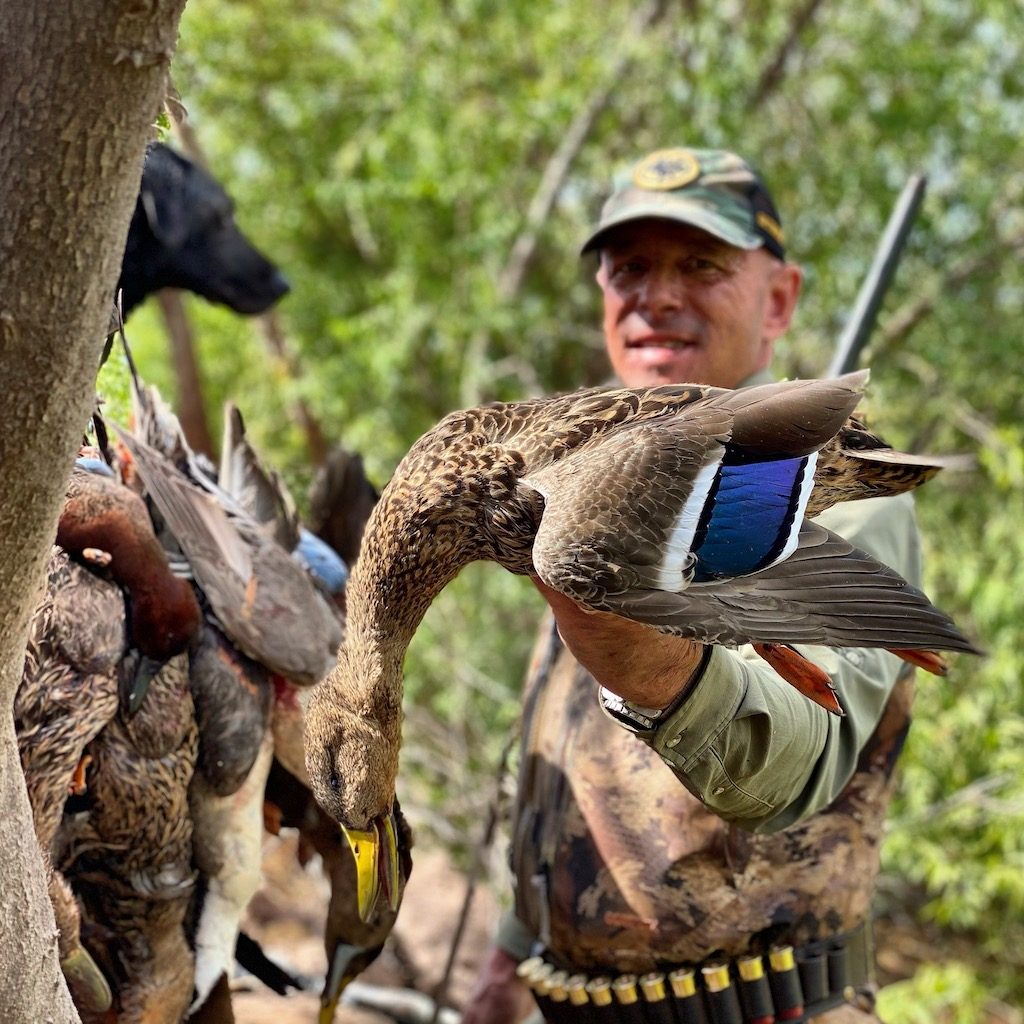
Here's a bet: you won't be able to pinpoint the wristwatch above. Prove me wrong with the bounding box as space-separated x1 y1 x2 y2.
596 648 712 734
597 687 668 733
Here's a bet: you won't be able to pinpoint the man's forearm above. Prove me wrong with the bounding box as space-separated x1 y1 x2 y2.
533 577 706 708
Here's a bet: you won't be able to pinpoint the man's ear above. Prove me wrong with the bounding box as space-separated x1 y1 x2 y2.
763 260 803 342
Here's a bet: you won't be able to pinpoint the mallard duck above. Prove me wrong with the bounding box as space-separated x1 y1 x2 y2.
61 645 198 1024
188 729 275 1018
180 400 354 1016
262 760 413 1024
304 371 979 917
16 547 122 1016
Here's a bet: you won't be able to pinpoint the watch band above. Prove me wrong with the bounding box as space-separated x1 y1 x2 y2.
598 688 668 733
597 647 713 735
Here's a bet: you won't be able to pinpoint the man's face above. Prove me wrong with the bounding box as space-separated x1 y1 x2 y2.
596 219 801 389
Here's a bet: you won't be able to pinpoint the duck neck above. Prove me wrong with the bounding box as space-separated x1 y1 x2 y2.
57 505 200 658
340 533 466 730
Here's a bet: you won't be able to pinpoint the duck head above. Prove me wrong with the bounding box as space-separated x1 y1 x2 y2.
305 644 404 922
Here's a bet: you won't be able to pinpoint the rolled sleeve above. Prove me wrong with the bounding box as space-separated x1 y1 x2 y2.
649 646 831 829
495 908 537 961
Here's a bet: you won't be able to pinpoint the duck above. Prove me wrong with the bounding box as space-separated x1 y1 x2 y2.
16 459 203 1015
303 371 979 918
60 643 198 1024
116 344 343 686
262 760 413 1024
57 461 203 714
182 404 310 1015
219 407 405 1020
16 547 123 1016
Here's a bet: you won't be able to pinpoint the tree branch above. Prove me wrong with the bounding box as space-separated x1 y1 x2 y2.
867 224 1024 367
747 0 828 111
166 113 332 467
461 0 668 407
495 0 668 302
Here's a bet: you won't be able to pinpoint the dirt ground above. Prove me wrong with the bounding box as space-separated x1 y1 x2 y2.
230 834 503 1024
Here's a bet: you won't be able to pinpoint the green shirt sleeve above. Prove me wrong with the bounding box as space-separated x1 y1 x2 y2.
641 491 922 833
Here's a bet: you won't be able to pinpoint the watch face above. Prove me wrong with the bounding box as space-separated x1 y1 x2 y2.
598 687 662 732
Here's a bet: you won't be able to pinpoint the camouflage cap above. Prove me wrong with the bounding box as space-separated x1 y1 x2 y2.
581 147 786 260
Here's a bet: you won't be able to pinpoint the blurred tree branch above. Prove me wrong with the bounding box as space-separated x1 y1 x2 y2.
461 0 669 407
870 225 1024 365
496 0 669 301
747 0 829 110
166 100 332 467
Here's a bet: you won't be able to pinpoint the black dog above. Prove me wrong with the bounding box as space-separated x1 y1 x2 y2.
118 144 290 316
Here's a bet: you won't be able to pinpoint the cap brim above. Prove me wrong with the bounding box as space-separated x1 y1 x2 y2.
580 201 764 255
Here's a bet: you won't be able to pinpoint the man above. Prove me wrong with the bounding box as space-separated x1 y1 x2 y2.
465 148 920 1023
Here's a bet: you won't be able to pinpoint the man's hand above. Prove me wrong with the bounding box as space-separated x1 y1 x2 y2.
533 578 706 708
462 946 535 1024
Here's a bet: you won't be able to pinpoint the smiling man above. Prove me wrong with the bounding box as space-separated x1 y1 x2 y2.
590 149 800 390
463 148 922 1024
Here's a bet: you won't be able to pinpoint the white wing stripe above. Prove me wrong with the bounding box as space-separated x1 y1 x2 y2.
653 457 722 591
772 450 818 567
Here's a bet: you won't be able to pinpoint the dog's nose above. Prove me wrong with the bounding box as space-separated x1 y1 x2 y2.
268 268 290 298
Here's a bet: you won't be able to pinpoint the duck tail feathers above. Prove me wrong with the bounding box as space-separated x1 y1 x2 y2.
710 373 870 461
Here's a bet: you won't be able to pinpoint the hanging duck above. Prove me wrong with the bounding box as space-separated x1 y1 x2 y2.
16 457 202 1017
303 371 980 920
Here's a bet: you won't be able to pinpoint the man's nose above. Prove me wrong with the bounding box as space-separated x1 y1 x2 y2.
639 268 685 315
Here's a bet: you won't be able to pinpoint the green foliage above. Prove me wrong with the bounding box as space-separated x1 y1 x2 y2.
117 0 1024 998
877 962 994 1024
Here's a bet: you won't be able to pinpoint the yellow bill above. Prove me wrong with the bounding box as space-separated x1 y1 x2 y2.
341 810 401 922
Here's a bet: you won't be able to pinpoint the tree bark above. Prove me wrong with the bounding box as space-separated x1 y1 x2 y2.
0 2 187 1020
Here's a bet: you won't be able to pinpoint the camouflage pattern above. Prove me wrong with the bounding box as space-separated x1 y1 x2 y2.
581 147 786 257
512 626 909 1021
501 367 922 1021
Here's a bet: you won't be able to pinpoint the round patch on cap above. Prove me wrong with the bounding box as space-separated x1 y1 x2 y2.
632 148 700 191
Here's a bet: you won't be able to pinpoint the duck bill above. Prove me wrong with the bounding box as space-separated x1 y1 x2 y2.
319 942 364 1024
60 945 113 1013
121 653 163 718
341 810 401 923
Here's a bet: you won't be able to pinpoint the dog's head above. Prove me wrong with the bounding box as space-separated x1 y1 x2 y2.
119 144 289 316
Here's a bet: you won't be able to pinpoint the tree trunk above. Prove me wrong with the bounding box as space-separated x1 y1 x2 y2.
0 3 187 1020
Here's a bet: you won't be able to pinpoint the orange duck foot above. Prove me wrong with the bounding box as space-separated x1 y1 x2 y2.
889 648 949 675
753 643 845 716
69 754 92 796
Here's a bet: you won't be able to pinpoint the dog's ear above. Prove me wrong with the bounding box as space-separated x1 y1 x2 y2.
140 144 191 250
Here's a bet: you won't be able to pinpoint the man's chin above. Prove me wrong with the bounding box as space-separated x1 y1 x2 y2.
619 351 706 388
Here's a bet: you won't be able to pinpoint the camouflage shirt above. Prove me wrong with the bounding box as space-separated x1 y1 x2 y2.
502 405 922 1001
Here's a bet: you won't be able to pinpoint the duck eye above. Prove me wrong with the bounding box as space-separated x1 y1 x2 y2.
329 771 341 792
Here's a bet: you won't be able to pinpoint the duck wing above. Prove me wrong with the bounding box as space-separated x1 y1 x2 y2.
527 374 977 658
589 522 978 654
117 428 342 686
219 402 300 551
528 374 865 596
